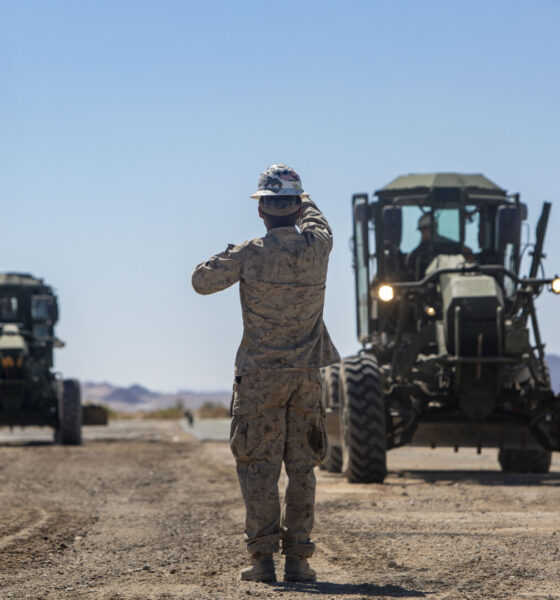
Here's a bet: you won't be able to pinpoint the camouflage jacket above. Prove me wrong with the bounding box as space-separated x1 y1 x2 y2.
192 199 340 375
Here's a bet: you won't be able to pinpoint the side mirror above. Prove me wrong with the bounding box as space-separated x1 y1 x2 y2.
496 205 522 249
382 206 402 247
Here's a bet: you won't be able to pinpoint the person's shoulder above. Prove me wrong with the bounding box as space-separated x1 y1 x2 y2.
245 237 265 250
225 238 264 259
227 238 258 252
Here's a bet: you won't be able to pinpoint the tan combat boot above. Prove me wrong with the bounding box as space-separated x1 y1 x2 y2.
284 555 317 582
240 553 276 582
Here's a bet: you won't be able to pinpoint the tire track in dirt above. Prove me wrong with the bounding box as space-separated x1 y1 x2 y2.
0 507 50 551
0 506 93 569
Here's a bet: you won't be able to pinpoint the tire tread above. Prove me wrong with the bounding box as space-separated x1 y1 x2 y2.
340 354 387 483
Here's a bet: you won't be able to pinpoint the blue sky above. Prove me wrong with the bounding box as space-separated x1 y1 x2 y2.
1 1 559 391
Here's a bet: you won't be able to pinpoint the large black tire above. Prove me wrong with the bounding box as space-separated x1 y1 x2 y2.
322 363 341 410
320 364 342 473
55 379 83 445
339 354 387 483
498 448 551 474
322 445 342 473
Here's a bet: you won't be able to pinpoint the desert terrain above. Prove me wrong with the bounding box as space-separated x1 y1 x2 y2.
1 419 559 600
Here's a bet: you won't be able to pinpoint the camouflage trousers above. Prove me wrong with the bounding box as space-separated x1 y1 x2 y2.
229 368 327 557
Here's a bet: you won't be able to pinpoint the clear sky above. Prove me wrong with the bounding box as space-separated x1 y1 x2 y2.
2 1 560 391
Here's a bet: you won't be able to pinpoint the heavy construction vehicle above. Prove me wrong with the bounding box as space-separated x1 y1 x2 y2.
0 272 106 444
323 173 560 482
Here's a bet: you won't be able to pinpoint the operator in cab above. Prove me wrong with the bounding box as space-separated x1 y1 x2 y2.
406 213 472 279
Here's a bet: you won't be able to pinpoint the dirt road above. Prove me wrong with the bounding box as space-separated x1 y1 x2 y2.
1 420 559 600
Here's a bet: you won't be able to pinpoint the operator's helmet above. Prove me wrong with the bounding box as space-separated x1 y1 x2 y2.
250 163 309 216
418 213 435 230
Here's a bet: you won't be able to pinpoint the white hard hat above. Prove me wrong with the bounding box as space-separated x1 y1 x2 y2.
250 163 309 199
251 163 308 216
418 213 434 230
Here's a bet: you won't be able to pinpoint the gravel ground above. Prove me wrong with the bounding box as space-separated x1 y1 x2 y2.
1 419 559 600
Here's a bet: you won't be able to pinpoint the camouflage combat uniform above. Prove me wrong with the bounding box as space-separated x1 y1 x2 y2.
192 198 339 557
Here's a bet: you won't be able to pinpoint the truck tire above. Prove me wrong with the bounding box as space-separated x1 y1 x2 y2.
498 448 551 474
55 379 83 445
320 364 342 473
322 445 342 473
322 363 341 410
339 354 387 483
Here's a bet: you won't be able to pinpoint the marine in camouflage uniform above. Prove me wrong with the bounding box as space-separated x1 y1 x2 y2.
192 164 339 582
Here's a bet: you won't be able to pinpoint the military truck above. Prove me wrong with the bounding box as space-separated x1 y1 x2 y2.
323 173 560 482
0 272 104 444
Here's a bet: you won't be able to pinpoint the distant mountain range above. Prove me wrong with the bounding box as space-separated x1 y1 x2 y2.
82 381 230 413
82 353 560 413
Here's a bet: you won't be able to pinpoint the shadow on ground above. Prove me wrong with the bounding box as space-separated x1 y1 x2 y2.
0 440 53 447
391 469 560 486
270 581 427 597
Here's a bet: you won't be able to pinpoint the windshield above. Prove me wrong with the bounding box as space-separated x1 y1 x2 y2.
397 205 490 255
400 206 461 252
400 206 425 252
435 208 460 242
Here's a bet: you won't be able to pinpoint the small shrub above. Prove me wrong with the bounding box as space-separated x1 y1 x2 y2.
86 404 134 420
196 401 230 419
142 406 184 420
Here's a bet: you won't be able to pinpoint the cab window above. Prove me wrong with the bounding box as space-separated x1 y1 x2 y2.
31 296 54 321
464 206 482 254
0 296 19 321
400 206 425 252
435 208 460 242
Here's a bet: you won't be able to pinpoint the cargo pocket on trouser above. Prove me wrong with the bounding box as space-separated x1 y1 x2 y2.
230 371 285 463
230 415 250 461
287 371 327 468
230 376 250 461
307 408 328 466
231 415 285 463
309 370 328 465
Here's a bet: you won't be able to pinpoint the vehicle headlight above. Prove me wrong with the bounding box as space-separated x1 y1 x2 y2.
552 277 560 294
378 284 395 302
425 306 436 317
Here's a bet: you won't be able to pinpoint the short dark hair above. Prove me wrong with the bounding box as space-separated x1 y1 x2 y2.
265 211 300 228
261 195 301 228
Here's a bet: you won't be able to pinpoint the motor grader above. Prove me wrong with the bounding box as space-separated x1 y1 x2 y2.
0 272 106 444
323 173 560 482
